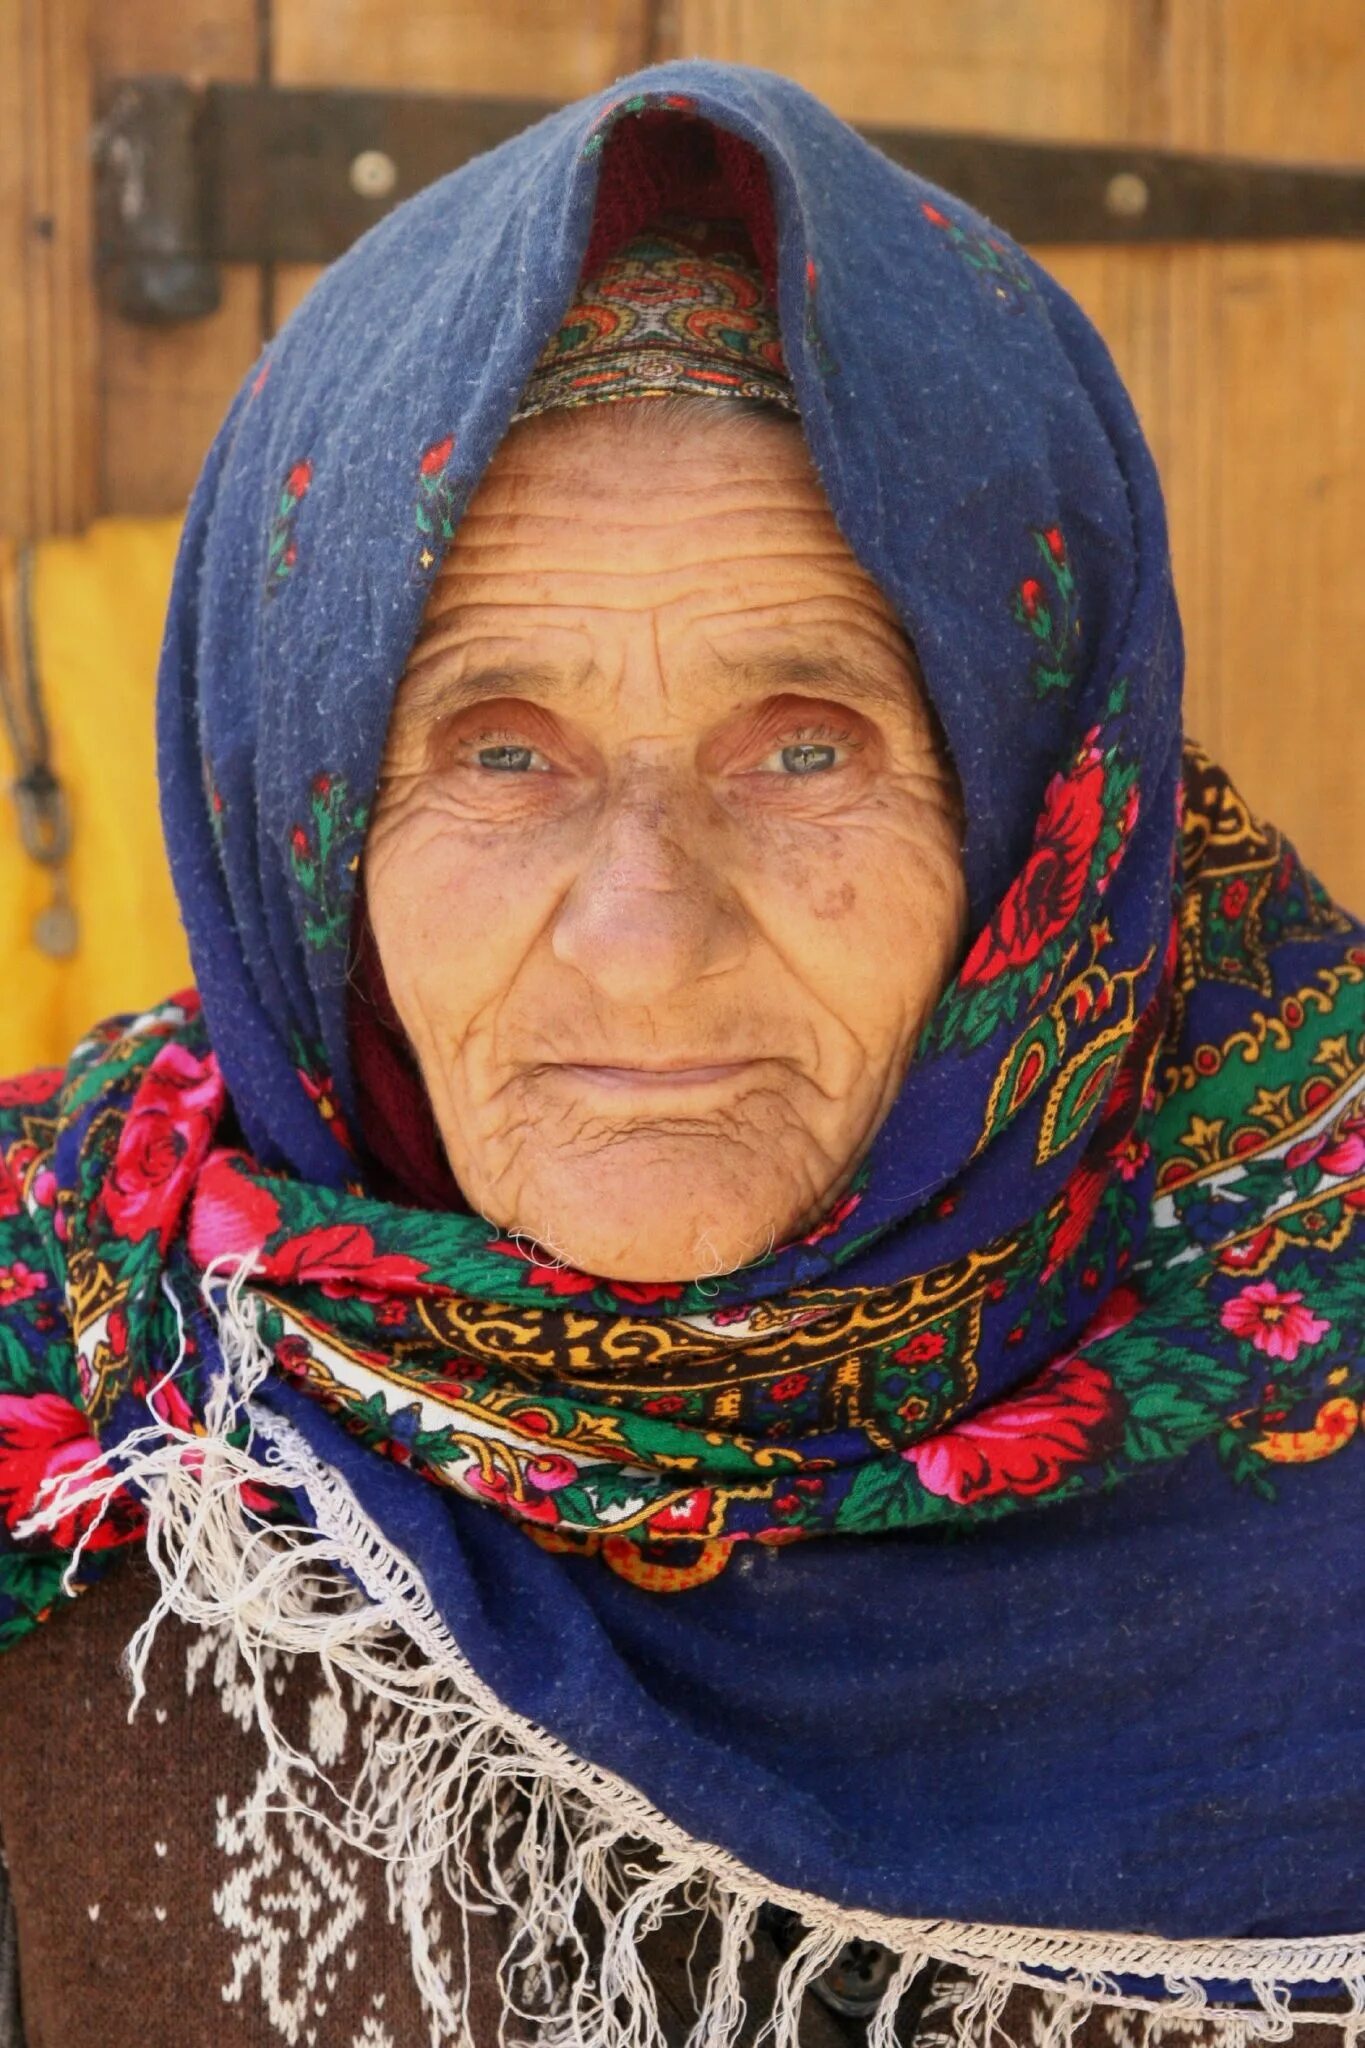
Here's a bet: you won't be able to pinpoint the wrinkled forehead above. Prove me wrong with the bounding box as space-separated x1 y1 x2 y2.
387 401 939 747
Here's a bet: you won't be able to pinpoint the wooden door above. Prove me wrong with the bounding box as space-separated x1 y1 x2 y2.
5 0 1363 901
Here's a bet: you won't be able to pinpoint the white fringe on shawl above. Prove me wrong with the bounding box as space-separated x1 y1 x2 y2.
24 1262 1365 2048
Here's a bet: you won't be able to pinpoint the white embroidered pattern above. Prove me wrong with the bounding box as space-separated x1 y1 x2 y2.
214 1765 368 2047
201 1632 370 2045
198 1629 456 2046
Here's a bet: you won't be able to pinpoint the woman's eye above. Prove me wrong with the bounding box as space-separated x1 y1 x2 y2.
760 736 850 776
779 741 839 775
474 743 546 773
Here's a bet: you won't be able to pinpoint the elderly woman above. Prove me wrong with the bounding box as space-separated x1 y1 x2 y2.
0 61 1360 2048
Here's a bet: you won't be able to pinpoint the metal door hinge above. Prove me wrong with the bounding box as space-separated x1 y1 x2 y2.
94 76 1365 326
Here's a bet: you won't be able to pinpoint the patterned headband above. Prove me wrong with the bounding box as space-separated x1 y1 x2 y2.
513 216 798 421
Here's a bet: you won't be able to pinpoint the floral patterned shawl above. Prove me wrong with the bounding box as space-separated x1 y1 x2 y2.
0 61 1362 2042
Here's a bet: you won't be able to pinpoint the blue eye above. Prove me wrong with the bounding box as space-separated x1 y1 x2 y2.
476 744 539 772
779 741 839 775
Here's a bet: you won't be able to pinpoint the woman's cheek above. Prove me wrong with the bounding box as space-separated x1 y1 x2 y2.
748 818 963 1032
410 832 540 966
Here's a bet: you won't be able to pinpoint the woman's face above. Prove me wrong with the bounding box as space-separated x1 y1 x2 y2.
365 406 967 1281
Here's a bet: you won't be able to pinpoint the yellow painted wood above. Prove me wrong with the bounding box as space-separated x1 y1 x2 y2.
0 522 191 1074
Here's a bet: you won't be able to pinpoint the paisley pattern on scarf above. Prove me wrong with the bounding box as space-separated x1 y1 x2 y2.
513 218 795 419
1 750 1362 1628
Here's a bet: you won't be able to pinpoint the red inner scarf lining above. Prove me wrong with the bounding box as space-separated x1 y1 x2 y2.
348 905 462 1209
348 114 778 1210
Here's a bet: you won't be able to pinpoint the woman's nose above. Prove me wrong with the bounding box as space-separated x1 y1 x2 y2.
550 775 745 1006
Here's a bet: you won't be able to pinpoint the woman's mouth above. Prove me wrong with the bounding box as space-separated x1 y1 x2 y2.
553 1061 761 1092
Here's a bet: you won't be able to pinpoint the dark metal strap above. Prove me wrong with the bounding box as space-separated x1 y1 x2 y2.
94 78 1365 325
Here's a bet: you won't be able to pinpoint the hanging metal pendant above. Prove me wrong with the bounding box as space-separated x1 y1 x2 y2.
3 547 81 963
33 890 79 959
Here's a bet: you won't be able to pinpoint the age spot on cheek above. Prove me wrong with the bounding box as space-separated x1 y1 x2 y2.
813 880 857 921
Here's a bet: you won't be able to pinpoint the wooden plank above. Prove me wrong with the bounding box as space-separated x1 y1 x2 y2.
0 0 98 541
1149 0 1364 902
273 0 654 95
666 0 1120 139
91 0 265 516
1202 243 1363 894
1192 0 1365 164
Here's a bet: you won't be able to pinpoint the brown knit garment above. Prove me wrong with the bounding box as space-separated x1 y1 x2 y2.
0 1560 856 2047
0 1559 1346 2048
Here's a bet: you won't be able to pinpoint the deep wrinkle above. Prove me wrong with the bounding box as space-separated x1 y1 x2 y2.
365 405 967 1281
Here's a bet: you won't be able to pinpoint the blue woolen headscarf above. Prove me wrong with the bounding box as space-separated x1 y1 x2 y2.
2 60 1363 2046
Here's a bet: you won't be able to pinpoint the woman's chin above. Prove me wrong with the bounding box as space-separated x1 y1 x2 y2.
495 1160 801 1286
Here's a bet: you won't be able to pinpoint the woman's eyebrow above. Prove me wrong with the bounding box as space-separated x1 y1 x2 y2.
396 656 582 723
711 647 921 718
396 645 921 725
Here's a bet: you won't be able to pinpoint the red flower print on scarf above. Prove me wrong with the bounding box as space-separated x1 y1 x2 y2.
419 434 455 477
188 1150 284 1269
1220 1282 1330 1363
525 1454 577 1492
1078 1281 1141 1345
1216 1223 1286 1274
1041 1161 1108 1282
1323 1125 1365 1176
0 1392 142 1553
0 1262 47 1307
959 752 1106 986
0 1175 20 1223
464 1467 560 1525
143 1375 277 1514
1286 1106 1365 1178
894 1329 946 1366
192 1152 426 1299
647 1487 715 1536
258 1222 428 1303
611 1281 686 1306
266 458 313 596
0 1069 62 1108
415 433 462 569
903 1354 1119 1506
103 1043 225 1247
797 1188 862 1247
1115 1134 1151 1181
296 1062 356 1157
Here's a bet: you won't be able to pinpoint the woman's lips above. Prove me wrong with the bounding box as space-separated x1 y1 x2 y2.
553 1061 760 1092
